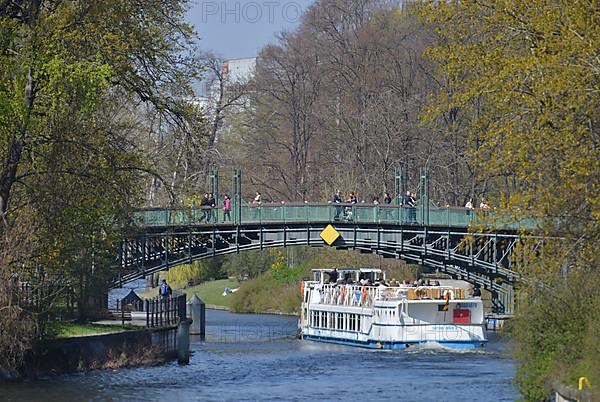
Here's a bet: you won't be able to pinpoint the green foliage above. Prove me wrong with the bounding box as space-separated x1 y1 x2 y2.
0 0 201 372
229 271 302 315
163 258 227 289
512 271 600 399
269 249 305 285
418 1 599 399
222 250 279 280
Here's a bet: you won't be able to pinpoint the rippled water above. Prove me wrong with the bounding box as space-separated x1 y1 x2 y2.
2 310 519 401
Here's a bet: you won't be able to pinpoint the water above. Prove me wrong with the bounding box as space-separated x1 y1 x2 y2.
2 310 518 401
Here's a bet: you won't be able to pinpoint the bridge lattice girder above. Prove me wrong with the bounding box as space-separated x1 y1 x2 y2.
117 222 534 314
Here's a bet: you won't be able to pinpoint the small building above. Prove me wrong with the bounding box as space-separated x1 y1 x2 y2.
118 290 144 311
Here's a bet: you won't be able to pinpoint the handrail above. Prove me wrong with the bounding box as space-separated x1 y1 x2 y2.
130 203 531 229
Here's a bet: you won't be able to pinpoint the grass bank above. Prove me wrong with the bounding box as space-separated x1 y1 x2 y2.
46 322 142 339
229 272 302 315
180 278 239 308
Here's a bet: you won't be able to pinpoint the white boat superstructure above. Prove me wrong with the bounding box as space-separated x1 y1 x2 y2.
299 269 486 349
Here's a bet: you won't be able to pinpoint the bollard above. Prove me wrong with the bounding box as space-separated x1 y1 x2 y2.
177 318 192 364
187 293 206 337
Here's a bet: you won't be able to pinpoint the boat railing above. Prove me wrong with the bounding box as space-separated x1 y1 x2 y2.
378 286 466 301
308 283 378 308
307 283 467 307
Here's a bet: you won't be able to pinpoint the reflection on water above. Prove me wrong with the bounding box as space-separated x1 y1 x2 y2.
1 310 518 401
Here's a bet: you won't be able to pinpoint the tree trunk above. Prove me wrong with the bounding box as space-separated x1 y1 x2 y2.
0 137 24 218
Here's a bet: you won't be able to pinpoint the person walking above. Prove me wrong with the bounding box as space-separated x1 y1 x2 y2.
252 191 262 220
159 279 172 298
200 193 210 222
332 190 343 221
223 194 232 222
410 192 417 222
403 191 414 222
207 192 216 222
383 192 392 221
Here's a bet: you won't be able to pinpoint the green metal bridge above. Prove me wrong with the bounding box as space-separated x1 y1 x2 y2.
118 202 538 314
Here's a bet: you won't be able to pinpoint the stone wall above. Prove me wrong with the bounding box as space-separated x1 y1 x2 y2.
14 326 178 380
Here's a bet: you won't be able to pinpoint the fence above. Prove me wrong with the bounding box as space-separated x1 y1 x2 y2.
145 294 187 328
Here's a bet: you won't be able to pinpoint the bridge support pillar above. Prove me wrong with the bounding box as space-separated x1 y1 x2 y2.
491 285 515 315
177 319 192 364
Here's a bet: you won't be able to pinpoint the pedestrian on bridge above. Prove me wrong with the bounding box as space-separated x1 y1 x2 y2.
208 193 216 222
200 193 210 222
223 194 232 222
332 190 343 220
381 192 392 220
253 191 262 220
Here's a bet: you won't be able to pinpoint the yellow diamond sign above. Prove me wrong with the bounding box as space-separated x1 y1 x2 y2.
320 225 340 246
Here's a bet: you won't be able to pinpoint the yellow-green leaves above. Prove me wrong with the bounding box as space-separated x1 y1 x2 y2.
418 1 599 398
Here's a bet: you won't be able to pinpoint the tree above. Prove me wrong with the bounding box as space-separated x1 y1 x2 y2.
0 0 201 371
230 0 476 204
419 0 599 398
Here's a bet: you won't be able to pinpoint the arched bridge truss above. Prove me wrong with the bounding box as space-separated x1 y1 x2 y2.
118 221 533 314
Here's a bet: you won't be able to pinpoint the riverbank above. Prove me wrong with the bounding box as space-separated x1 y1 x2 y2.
1 326 179 382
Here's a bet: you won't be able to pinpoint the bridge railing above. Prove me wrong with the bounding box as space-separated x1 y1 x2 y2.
132 203 535 230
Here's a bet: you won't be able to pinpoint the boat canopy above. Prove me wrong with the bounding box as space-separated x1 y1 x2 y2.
311 268 385 284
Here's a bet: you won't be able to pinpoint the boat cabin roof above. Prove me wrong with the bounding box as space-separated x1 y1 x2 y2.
311 268 383 274
311 268 385 283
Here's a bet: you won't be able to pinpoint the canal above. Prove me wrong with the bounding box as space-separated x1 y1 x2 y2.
2 310 518 401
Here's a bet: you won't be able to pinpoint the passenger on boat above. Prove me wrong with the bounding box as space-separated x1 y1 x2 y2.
473 286 482 297
329 268 339 283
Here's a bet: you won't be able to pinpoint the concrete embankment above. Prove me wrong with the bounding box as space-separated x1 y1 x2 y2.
4 326 179 381
207 304 299 317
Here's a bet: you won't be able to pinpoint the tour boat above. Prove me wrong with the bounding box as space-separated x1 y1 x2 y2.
299 268 486 349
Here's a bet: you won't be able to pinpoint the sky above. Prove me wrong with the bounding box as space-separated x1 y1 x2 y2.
187 0 316 60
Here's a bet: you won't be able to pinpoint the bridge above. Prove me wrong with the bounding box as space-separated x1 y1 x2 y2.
118 201 539 314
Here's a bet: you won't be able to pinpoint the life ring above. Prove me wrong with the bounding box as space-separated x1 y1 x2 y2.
341 285 346 298
361 286 367 301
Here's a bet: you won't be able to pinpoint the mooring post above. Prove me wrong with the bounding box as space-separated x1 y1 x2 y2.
187 293 206 338
177 318 192 364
